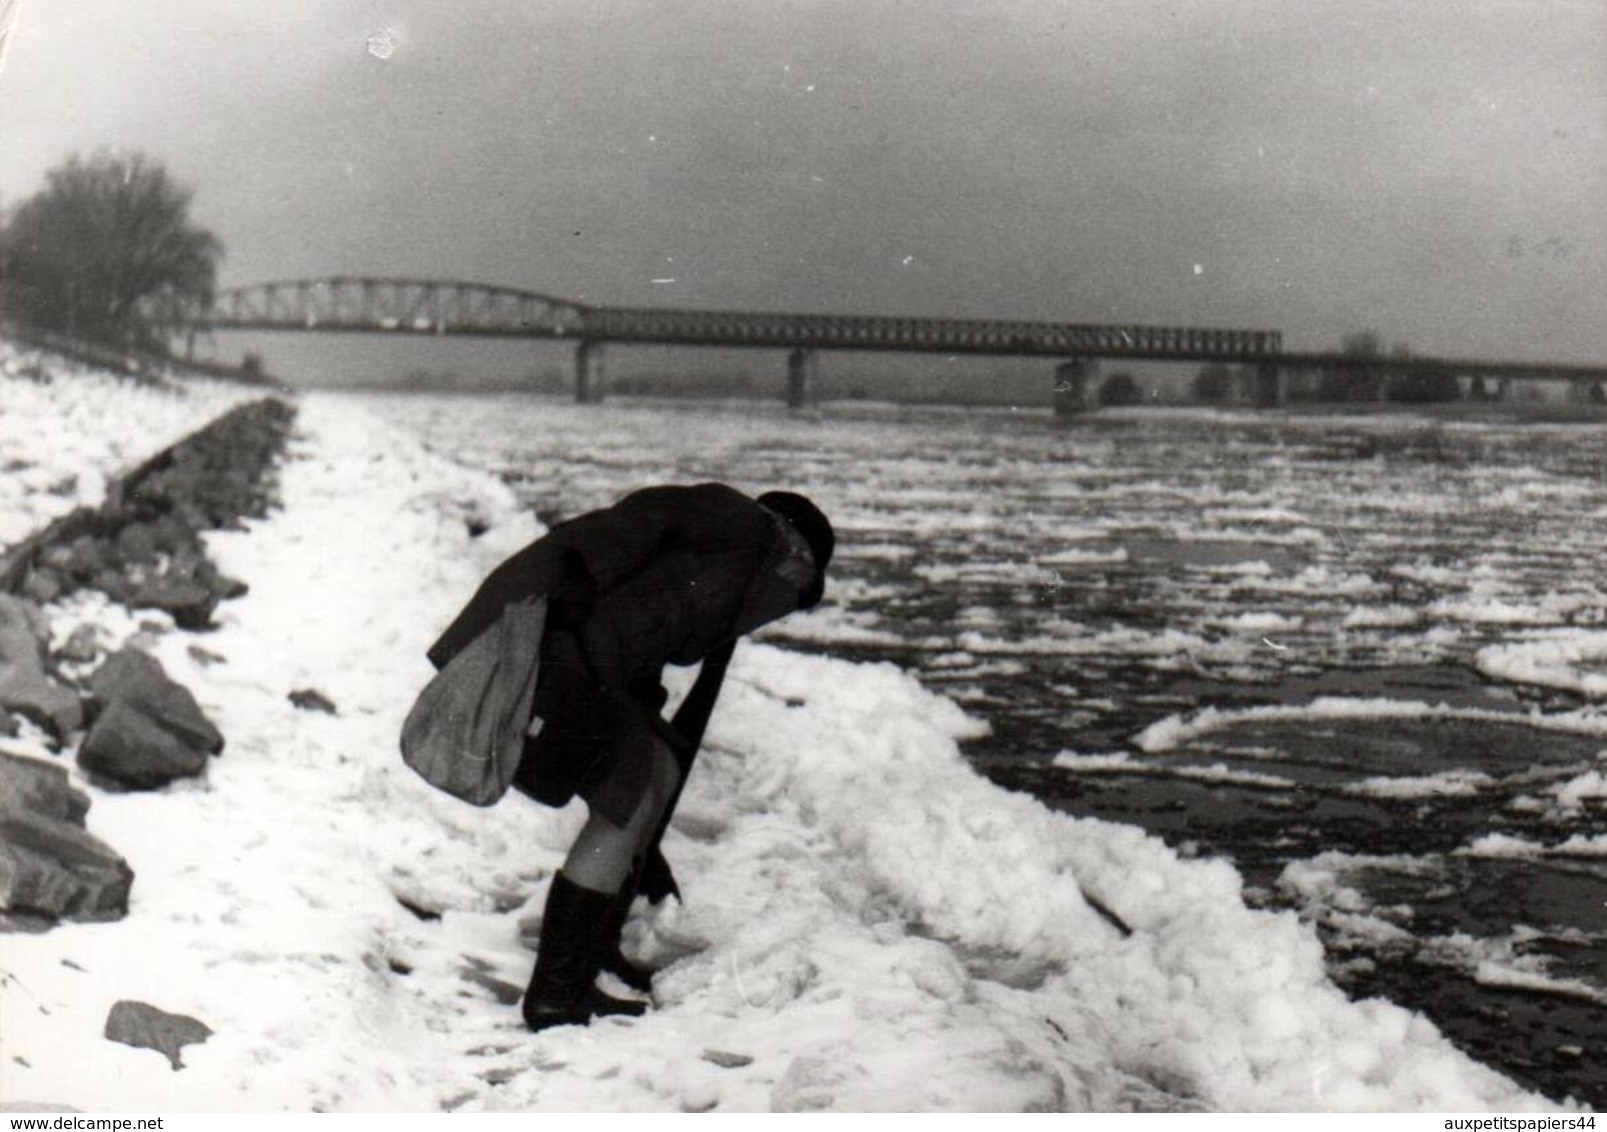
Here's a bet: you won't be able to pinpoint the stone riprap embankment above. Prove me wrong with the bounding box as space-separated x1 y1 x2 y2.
1 358 296 932
1 398 295 629
1 342 264 547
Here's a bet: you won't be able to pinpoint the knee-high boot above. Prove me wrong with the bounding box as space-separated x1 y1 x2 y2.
597 873 654 994
522 873 648 1032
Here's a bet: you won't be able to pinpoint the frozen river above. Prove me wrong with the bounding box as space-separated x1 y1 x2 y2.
369 391 1607 1106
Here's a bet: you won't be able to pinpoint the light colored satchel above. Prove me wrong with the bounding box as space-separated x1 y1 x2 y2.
400 596 547 806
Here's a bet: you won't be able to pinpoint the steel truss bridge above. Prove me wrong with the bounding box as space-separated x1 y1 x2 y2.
194 276 1281 358
176 276 1606 409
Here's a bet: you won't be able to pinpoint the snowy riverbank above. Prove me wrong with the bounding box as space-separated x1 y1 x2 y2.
0 345 265 549
0 367 1576 1110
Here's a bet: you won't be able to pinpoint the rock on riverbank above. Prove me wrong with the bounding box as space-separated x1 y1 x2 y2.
2 345 295 931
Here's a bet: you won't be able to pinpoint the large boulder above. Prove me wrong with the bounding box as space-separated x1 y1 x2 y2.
0 594 84 741
78 699 210 790
77 647 223 790
0 810 134 928
0 754 132 929
127 574 218 630
104 1001 212 1070
0 751 89 824
86 648 223 755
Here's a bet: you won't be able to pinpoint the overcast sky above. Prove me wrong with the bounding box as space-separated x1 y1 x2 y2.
2 0 1603 370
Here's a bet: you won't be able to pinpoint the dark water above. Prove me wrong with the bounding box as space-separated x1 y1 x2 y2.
369 392 1607 1107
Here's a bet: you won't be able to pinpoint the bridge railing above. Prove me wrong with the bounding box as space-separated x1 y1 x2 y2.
578 306 1282 359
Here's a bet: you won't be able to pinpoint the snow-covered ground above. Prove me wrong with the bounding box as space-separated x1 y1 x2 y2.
0 365 1576 1111
0 343 264 547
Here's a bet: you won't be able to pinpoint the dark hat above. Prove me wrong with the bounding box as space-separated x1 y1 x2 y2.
757 490 834 607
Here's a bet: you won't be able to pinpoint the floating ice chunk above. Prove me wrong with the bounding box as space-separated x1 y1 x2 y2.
1207 611 1303 634
1551 832 1607 857
1456 832 1607 859
1216 560 1276 578
1037 545 1129 566
915 560 1062 587
1474 963 1607 1006
1341 605 1422 629
1235 565 1381 596
1277 855 1423 949
836 542 914 561
1476 631 1607 699
1053 750 1297 789
1344 770 1495 799
957 605 1003 626
1136 697 1607 754
1391 563 1463 586
1051 750 1139 771
1430 595 1560 626
762 607 914 649
957 625 1220 661
1461 833 1546 858
1553 770 1607 811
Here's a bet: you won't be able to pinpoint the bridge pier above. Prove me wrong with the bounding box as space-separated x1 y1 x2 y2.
786 348 817 410
1053 359 1097 416
575 340 607 404
1251 363 1285 408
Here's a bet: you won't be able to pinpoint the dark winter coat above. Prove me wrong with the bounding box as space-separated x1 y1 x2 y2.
428 482 790 681
427 483 796 822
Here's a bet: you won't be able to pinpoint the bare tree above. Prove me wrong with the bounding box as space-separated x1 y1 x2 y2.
1 150 222 348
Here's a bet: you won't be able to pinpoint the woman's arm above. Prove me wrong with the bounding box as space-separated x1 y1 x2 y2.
636 641 737 903
667 641 735 767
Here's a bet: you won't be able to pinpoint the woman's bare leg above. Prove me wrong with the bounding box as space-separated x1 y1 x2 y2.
559 738 680 895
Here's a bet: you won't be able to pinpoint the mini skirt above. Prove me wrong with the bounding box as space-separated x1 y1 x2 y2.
513 628 672 827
